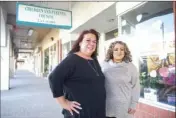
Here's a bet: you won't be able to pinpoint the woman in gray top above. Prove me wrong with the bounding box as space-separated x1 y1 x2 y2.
101 41 140 118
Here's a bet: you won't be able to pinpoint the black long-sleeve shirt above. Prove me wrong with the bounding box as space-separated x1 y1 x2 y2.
48 54 106 118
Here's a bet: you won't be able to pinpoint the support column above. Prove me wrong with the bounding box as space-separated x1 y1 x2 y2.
97 33 106 62
58 40 62 62
1 27 10 90
1 5 11 90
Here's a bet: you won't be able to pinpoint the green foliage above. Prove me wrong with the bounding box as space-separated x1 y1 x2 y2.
139 72 149 88
139 72 164 89
148 76 160 89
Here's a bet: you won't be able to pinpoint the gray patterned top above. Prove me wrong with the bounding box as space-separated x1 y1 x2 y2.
101 60 140 118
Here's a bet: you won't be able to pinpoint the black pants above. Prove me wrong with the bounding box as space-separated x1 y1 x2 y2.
106 117 116 118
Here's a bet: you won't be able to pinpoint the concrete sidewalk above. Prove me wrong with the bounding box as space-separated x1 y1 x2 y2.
1 70 63 118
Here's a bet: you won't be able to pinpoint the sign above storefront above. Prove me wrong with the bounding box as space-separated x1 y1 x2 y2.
16 3 72 29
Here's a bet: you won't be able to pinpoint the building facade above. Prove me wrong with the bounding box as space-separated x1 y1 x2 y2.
1 1 175 117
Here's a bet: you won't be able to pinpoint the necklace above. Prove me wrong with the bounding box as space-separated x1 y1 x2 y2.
87 60 100 76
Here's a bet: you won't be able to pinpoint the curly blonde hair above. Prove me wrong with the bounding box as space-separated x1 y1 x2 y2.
105 41 132 63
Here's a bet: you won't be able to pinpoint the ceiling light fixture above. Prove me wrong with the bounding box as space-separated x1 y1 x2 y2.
28 29 34 36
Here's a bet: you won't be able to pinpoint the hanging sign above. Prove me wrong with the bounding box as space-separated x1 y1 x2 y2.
16 3 72 29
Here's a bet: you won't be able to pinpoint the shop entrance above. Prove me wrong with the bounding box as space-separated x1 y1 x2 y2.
44 48 49 77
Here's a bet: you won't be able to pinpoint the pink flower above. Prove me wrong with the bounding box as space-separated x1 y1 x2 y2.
163 73 175 85
159 67 169 77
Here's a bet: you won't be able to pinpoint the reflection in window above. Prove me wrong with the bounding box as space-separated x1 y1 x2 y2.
120 2 175 106
105 28 118 40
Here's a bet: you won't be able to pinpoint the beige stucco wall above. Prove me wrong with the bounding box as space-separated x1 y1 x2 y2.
34 28 61 77
41 29 60 51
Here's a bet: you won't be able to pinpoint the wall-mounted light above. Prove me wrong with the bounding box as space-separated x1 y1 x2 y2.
51 37 54 41
136 13 149 22
136 14 143 22
28 29 34 36
122 20 127 26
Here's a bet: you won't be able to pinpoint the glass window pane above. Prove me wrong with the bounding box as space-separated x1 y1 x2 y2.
119 1 175 106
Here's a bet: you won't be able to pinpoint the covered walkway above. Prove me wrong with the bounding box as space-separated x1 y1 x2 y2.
1 70 63 118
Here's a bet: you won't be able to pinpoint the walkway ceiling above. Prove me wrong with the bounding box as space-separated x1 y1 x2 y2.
121 2 173 26
71 1 173 34
2 1 76 53
71 3 118 34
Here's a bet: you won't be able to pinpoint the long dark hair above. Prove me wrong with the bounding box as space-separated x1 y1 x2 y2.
105 41 132 63
68 29 100 58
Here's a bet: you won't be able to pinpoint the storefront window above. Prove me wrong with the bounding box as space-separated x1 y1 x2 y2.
50 44 56 71
44 48 49 76
62 41 76 60
62 42 71 59
119 2 175 106
105 28 118 41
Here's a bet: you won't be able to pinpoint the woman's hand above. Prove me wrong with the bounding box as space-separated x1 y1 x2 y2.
128 108 136 114
56 96 82 115
62 100 82 115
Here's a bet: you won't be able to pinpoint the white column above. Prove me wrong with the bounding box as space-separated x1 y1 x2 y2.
1 25 10 90
1 5 10 90
97 33 106 63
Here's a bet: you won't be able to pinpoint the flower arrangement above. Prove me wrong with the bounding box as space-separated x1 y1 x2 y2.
159 65 175 86
140 55 175 89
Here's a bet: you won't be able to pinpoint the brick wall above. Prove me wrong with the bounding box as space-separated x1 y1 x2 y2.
134 103 175 118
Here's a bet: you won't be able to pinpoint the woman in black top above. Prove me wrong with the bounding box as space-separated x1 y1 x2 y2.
48 29 106 118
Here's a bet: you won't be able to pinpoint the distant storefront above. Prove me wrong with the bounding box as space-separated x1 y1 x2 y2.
117 1 175 117
33 29 61 78
62 40 75 60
